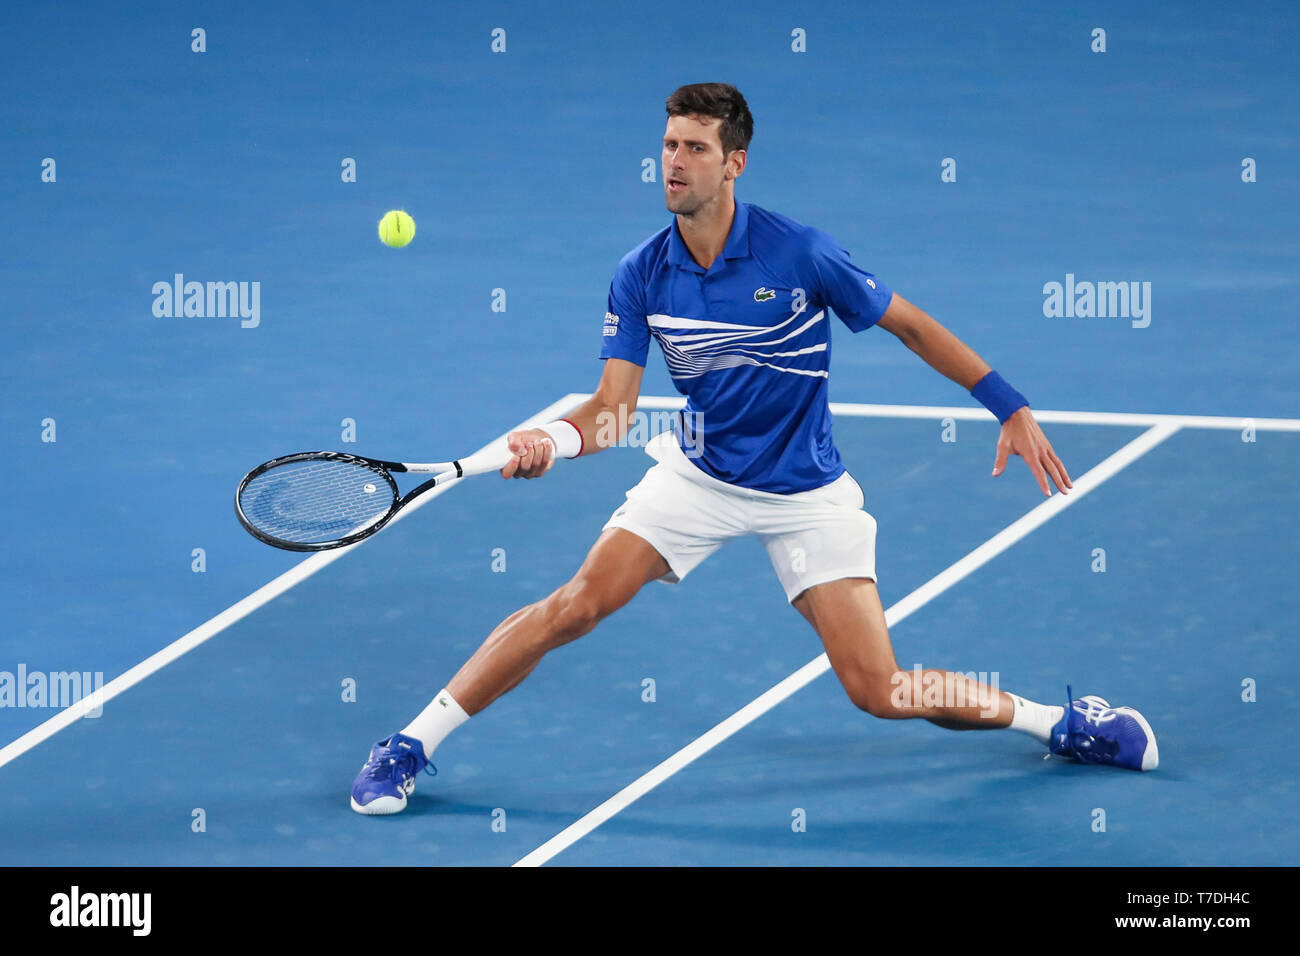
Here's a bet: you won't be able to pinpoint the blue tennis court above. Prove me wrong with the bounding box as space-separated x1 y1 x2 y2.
2 0 1297 867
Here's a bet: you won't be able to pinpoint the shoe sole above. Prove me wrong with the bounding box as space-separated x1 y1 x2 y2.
350 777 416 815
351 794 407 815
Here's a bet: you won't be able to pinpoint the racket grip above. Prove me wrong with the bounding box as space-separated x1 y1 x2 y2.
455 439 537 477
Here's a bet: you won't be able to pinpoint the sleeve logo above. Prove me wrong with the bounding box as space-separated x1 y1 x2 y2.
603 311 620 336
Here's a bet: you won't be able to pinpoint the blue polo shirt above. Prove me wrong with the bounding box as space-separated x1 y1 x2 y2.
599 201 894 494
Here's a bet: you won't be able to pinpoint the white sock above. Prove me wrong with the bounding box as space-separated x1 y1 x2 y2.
1006 694 1065 744
400 688 470 761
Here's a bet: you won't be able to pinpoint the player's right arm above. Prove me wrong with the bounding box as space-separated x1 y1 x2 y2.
503 252 653 479
501 358 644 479
564 357 645 455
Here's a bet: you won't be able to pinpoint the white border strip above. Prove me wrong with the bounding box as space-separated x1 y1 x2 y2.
593 393 1300 432
513 422 1181 866
0 396 580 771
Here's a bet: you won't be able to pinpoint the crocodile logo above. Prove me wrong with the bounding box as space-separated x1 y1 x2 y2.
753 287 777 302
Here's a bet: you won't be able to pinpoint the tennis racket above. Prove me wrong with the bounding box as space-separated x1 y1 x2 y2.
235 442 539 552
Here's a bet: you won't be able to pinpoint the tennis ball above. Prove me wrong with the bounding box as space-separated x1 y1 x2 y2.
378 209 416 248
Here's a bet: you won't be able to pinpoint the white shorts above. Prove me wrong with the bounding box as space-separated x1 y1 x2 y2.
602 431 878 603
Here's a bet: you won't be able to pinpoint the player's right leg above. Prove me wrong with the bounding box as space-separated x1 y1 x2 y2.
350 528 669 815
446 527 670 714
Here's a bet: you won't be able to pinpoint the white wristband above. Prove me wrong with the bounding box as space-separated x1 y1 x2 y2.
539 419 583 459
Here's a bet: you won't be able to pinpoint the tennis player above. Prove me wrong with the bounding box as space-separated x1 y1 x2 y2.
352 83 1158 815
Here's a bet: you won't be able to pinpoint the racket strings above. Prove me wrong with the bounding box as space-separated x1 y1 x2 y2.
239 458 396 545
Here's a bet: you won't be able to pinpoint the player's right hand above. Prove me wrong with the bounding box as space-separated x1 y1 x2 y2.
501 429 556 479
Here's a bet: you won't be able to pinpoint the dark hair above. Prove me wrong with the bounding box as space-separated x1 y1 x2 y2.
665 83 753 156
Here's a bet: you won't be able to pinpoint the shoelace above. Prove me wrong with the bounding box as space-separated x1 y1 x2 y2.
363 746 438 782
1062 684 1119 764
1065 684 1080 753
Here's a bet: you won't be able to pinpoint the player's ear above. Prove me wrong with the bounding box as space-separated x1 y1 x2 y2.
725 148 747 181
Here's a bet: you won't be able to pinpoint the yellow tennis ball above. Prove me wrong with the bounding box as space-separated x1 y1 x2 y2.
378 209 416 248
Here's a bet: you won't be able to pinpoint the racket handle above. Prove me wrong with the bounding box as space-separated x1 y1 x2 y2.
455 436 553 477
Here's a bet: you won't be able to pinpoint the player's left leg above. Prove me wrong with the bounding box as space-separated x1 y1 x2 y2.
761 471 1158 769
790 576 1014 728
790 577 1158 769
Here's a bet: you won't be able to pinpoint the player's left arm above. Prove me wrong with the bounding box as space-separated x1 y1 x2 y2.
876 293 1073 497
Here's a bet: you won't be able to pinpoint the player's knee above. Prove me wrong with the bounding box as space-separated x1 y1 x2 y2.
842 670 905 719
544 584 607 644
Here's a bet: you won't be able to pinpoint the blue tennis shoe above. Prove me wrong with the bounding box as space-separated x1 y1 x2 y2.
350 732 437 815
1048 686 1159 771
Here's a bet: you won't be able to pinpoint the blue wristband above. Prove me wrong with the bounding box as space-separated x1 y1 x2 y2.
971 370 1028 423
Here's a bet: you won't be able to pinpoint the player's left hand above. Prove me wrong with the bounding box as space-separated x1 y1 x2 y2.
992 407 1072 497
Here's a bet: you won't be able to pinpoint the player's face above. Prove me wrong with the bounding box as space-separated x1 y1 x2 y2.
662 115 741 216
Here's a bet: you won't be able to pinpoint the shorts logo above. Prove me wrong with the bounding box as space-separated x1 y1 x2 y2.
603 311 620 336
753 287 777 302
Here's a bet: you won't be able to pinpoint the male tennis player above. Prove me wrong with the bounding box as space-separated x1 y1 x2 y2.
351 83 1158 815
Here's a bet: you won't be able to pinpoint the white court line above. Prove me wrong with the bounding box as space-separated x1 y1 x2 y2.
0 396 580 772
603 393 1300 432
513 422 1182 866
